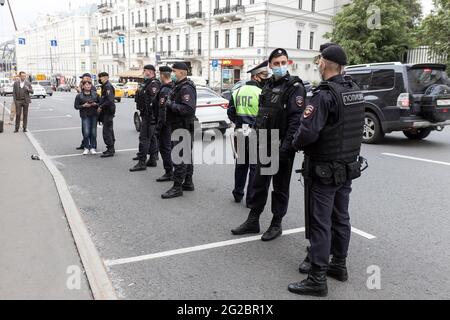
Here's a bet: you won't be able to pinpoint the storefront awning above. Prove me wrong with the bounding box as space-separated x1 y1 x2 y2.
118 69 144 78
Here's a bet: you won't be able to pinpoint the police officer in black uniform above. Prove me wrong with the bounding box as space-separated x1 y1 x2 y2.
288 44 366 297
227 60 269 205
231 48 306 241
97 72 116 158
161 62 197 199
130 64 161 171
155 65 174 182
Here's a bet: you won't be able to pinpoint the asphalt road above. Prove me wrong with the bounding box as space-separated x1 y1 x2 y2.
4 92 450 300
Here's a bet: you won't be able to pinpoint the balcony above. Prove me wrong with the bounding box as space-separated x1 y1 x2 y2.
97 3 113 14
135 0 148 5
99 28 113 38
113 26 126 36
213 5 245 22
113 54 126 64
157 18 174 30
135 22 150 33
183 49 202 58
186 12 206 26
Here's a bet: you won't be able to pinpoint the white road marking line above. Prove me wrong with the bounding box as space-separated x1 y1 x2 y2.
25 131 117 300
52 97 65 101
31 108 54 112
31 115 72 120
31 127 81 133
105 226 375 267
50 148 138 159
382 153 450 166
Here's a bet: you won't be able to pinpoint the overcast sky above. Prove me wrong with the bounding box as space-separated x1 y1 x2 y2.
0 0 436 44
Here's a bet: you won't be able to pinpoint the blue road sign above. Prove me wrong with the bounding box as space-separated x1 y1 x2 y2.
118 36 125 44
84 39 91 46
18 38 26 45
50 40 58 47
212 59 219 68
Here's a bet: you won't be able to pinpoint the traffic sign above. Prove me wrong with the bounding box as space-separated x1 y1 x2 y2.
212 59 219 68
18 38 26 45
84 39 91 46
50 40 58 47
118 36 125 44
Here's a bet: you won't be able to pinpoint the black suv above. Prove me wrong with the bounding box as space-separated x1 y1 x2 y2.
344 62 450 144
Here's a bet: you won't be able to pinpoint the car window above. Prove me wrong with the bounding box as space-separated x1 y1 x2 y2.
348 72 372 90
198 89 220 99
39 81 51 86
370 69 395 90
408 67 449 94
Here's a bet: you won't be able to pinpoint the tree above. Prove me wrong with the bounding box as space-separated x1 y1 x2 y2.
419 0 450 69
326 0 421 65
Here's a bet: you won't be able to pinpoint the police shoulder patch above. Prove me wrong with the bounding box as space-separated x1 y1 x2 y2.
303 105 315 118
152 86 157 93
160 97 165 105
183 94 191 102
296 96 304 108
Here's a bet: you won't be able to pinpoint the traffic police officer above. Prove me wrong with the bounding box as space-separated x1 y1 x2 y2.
231 48 306 241
130 64 161 171
227 60 269 205
288 44 366 297
161 62 197 199
97 72 116 158
155 66 174 182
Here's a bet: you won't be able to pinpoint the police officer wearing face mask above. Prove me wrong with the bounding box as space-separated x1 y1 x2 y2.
97 72 116 158
227 60 269 206
161 62 197 199
288 44 366 297
155 66 175 182
130 64 161 171
231 48 306 241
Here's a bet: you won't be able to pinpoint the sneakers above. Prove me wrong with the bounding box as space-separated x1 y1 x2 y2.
82 149 89 155
90 149 97 155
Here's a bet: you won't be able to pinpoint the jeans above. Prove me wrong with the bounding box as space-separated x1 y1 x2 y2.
81 116 97 149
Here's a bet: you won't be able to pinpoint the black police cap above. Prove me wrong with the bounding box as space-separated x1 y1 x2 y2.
159 66 172 73
268 48 288 63
79 73 92 79
321 45 348 66
98 72 109 78
172 62 189 71
319 42 337 53
144 64 156 71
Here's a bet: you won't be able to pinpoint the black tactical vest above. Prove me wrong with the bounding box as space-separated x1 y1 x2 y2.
136 79 160 116
167 79 197 128
255 76 303 139
305 80 365 163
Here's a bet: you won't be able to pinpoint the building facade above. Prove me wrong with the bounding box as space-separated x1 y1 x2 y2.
15 5 99 85
97 0 349 87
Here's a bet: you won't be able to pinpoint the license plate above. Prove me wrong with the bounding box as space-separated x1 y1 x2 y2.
202 122 220 129
437 99 450 106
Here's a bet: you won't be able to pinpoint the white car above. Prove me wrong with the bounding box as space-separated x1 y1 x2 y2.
31 84 47 99
0 83 13 96
195 86 230 134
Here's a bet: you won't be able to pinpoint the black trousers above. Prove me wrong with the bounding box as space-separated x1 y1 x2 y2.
308 179 352 268
137 116 156 161
149 129 159 161
102 113 115 150
171 131 193 184
158 123 173 172
233 136 256 204
247 151 295 218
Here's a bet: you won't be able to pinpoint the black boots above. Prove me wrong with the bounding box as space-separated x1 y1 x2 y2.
261 216 283 241
130 161 147 172
101 148 115 158
161 182 183 199
156 171 173 182
288 264 328 297
327 257 348 282
231 210 261 235
299 247 311 274
146 159 157 167
182 175 195 191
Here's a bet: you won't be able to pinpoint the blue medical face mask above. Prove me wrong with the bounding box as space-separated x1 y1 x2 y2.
272 65 288 78
171 75 177 82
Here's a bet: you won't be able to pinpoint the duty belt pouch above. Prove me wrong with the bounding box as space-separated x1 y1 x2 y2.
314 164 333 185
346 161 362 180
332 162 347 185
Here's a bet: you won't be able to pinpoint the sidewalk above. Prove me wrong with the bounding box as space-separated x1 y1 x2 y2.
0 120 92 299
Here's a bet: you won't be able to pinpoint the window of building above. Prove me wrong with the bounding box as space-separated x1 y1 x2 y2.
249 27 254 47
145 9 148 24
138 39 142 53
122 14 125 26
160 6 163 19
145 38 148 55
132 40 135 53
237 0 242 6
168 4 171 19
312 0 316 12
236 28 241 48
298 0 302 10
297 30 302 49
81 45 86 53
225 29 230 48
152 37 156 51
102 43 105 55
250 0 254 4
131 12 135 25
176 35 180 51
185 34 190 50
198 32 202 52
226 0 230 7
160 37 163 52
186 0 190 15
115 16 118 26
80 26 85 36
152 7 155 21
93 62 97 71
107 42 110 55
214 31 219 48
199 0 202 12
215 0 219 9
138 11 141 23
309 31 314 50
101 19 104 30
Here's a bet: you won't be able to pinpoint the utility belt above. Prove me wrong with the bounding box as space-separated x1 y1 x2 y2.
299 156 368 185
170 116 197 132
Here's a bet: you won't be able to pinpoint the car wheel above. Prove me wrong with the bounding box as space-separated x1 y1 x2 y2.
116 98 121 103
363 112 384 144
134 112 142 132
403 128 432 140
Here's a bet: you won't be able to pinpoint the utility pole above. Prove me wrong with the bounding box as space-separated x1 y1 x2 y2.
6 0 18 31
207 0 212 86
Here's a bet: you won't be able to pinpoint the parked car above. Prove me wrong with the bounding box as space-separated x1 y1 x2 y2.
0 83 13 96
133 86 230 134
31 84 47 99
32 80 53 96
57 84 71 92
124 82 139 98
96 84 123 102
344 62 450 143
0 78 12 89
